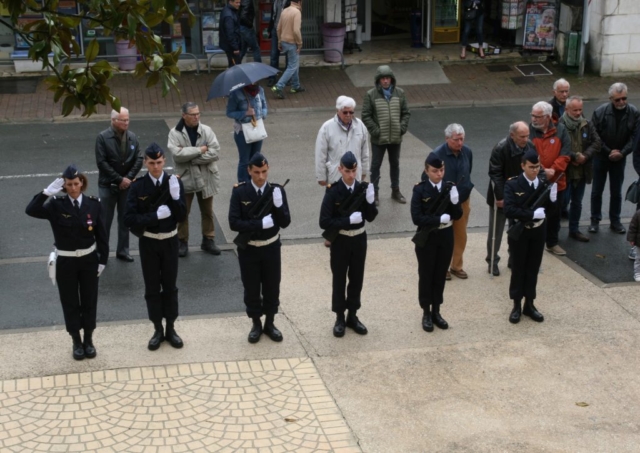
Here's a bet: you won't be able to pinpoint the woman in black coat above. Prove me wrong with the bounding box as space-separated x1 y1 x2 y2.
460 0 485 59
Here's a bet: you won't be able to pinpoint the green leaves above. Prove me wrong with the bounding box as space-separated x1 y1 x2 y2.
85 39 99 63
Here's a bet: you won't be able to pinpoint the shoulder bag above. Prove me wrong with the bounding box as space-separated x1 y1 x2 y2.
626 178 640 204
241 91 268 144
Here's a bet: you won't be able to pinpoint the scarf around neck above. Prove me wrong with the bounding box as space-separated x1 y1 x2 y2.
561 111 583 131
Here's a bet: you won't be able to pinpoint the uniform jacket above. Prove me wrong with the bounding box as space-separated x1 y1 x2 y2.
627 209 640 245
219 3 241 52
277 2 302 46
591 102 640 157
361 65 411 146
411 180 463 229
239 0 256 28
167 119 221 197
633 131 640 176
228 182 291 241
315 115 370 184
431 142 474 203
557 115 601 184
503 173 554 224
319 180 378 232
26 193 109 265
486 136 536 206
95 126 142 188
226 87 268 125
268 0 290 35
529 122 571 191
549 97 565 124
124 172 187 234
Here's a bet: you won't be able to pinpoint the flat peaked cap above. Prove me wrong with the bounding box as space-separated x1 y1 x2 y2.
523 149 539 164
145 143 165 159
340 151 358 169
425 152 443 169
62 164 80 179
248 152 268 167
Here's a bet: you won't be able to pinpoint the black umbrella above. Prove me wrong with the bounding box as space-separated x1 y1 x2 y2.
206 62 279 100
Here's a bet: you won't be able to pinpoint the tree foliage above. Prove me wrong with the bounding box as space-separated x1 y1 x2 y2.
0 0 195 116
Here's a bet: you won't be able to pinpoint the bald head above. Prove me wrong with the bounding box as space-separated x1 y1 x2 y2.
510 121 530 148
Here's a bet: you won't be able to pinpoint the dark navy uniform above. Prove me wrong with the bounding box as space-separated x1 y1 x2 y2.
124 172 187 325
26 192 108 334
229 181 291 318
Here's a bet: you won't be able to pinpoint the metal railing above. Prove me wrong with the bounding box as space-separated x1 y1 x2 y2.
206 47 345 73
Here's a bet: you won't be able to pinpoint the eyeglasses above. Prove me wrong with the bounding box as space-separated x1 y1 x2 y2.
116 118 130 123
341 111 355 115
612 97 627 102
530 114 546 119
185 112 201 116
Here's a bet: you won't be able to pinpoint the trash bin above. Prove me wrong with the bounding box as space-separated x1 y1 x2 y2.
321 23 346 63
115 40 138 71
410 9 423 48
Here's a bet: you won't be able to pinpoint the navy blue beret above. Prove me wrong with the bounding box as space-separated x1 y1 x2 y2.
62 164 80 179
145 142 165 159
340 151 358 169
523 149 539 164
425 152 443 169
248 152 268 167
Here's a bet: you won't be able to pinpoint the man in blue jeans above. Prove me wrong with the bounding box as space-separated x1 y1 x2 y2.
239 0 261 62
271 0 305 99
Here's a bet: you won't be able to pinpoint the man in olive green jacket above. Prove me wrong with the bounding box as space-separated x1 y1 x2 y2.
362 65 411 205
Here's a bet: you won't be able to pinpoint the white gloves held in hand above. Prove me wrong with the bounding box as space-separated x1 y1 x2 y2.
533 207 546 220
549 183 558 202
349 211 363 224
450 186 459 205
273 187 283 208
365 183 375 204
440 214 451 224
157 205 171 219
262 213 274 229
44 177 65 196
169 175 180 200
97 264 105 277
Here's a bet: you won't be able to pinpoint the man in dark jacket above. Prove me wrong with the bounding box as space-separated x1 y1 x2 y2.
558 96 601 242
266 0 290 86
589 82 640 234
486 121 536 276
361 65 411 206
550 78 570 124
219 0 242 67
239 0 261 63
95 107 142 262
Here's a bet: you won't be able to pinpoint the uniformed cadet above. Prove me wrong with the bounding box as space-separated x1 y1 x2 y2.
319 151 378 337
228 153 291 343
124 143 187 350
504 149 558 324
26 165 108 360
411 153 462 332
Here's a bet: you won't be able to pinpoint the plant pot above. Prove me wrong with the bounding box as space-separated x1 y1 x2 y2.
321 23 346 63
115 40 138 71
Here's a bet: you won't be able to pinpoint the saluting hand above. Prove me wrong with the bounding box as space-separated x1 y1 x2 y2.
262 213 274 229
450 186 459 205
169 175 180 200
349 211 363 224
97 264 105 277
533 207 546 220
365 183 375 204
44 177 65 196
157 205 171 219
549 183 558 202
273 187 283 208
440 213 451 224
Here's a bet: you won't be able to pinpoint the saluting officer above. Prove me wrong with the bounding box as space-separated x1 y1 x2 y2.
124 143 187 350
411 153 462 333
26 165 108 360
229 153 291 343
504 149 557 324
320 151 378 337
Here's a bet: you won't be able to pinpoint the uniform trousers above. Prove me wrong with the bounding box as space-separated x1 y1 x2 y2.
508 222 546 301
56 252 99 333
415 226 453 309
99 186 130 256
451 198 471 271
139 235 179 324
178 191 215 242
238 240 282 318
330 233 367 313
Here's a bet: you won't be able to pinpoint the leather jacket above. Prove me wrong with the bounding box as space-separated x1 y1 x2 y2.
95 127 142 188
239 0 256 28
591 102 640 157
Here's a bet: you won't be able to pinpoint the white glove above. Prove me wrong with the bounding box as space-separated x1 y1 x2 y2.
366 183 375 204
533 207 546 220
44 177 64 196
440 214 451 224
450 186 459 205
157 205 171 219
349 211 363 224
169 175 180 200
97 264 105 277
273 187 283 208
262 213 274 229
549 183 558 202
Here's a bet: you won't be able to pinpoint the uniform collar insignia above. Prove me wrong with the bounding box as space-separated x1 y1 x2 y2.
138 196 148 201
515 192 525 196
241 201 251 205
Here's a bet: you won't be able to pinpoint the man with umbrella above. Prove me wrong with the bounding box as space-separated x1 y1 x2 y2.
220 0 243 67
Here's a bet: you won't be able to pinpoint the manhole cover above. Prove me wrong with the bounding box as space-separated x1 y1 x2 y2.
515 63 552 76
0 77 40 94
511 76 538 85
486 64 511 72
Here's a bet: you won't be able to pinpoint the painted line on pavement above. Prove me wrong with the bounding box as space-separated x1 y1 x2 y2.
0 167 174 180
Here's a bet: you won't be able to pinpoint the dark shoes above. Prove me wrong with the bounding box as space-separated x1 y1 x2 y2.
263 314 283 341
333 315 346 337
391 188 406 204
432 312 449 330
610 223 626 234
148 329 165 351
374 193 379 207
116 253 134 262
290 86 306 94
346 312 368 335
588 222 599 233
165 327 184 348
522 299 544 322
71 333 85 360
178 240 189 257
422 311 434 332
83 330 96 359
449 268 468 279
248 317 262 343
488 262 500 276
569 231 590 242
271 86 285 99
509 300 521 324
201 237 221 255
445 271 452 281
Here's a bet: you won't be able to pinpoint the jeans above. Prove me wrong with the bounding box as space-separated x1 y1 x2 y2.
371 143 401 191
590 155 626 225
239 25 262 62
546 190 563 247
275 42 299 90
234 130 264 183
566 179 587 233
98 185 130 256
461 12 484 47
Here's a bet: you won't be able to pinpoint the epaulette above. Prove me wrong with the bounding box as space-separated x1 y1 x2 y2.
327 184 332 188
88 195 100 202
233 181 246 188
415 180 426 186
508 176 518 180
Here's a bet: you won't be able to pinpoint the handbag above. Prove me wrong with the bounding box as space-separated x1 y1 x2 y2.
626 179 640 204
463 7 478 21
241 90 268 144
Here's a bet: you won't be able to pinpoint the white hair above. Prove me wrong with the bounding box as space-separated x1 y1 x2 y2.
532 101 553 117
336 96 356 110
553 78 569 90
609 82 628 97
444 123 465 138
111 107 129 119
509 121 528 134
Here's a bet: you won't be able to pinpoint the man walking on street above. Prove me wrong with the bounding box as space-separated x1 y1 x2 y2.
239 0 262 63
219 0 243 67
271 0 304 99
266 0 290 86
167 102 222 258
95 107 142 262
362 65 411 206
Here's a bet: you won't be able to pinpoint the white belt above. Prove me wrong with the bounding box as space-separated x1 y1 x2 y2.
339 227 365 237
143 229 178 240
248 234 280 247
56 243 96 257
525 219 544 229
438 221 453 230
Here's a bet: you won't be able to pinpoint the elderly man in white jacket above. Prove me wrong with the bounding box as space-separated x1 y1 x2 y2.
168 102 222 258
315 96 370 187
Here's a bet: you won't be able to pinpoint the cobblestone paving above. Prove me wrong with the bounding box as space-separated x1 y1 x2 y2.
0 358 361 453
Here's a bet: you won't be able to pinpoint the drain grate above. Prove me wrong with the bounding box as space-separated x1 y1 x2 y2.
515 63 552 76
486 64 511 73
511 76 538 85
0 77 40 94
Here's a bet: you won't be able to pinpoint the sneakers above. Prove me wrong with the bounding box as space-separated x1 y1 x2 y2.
610 223 626 234
271 86 284 99
629 247 637 261
545 244 567 256
588 222 599 233
290 86 306 94
635 274 640 282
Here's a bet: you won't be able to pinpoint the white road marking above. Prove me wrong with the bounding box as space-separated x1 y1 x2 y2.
0 167 174 180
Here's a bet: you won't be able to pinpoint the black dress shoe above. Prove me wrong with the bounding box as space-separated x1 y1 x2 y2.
333 316 346 337
116 253 134 262
263 323 283 342
487 263 500 276
72 341 85 360
148 329 165 350
165 328 184 348
178 241 189 257
201 237 222 255
569 231 590 242
83 330 96 359
432 312 449 329
588 223 599 233
610 223 626 234
422 312 433 332
522 299 544 322
248 318 262 343
346 314 368 335
509 300 521 324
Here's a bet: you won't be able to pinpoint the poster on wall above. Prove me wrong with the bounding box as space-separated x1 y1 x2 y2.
523 1 556 51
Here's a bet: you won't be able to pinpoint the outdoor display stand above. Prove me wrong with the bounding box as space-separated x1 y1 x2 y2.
342 0 361 53
523 0 557 51
201 0 224 52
